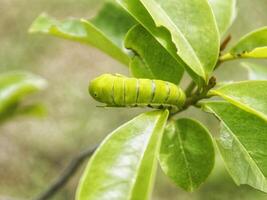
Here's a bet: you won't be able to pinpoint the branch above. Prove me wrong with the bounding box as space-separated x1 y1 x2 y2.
183 34 231 98
171 76 216 117
184 81 196 97
220 35 232 52
33 145 98 200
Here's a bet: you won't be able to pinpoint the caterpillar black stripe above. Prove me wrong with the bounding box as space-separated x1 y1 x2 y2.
89 74 186 112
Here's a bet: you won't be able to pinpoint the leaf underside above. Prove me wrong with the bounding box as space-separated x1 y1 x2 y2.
203 102 267 193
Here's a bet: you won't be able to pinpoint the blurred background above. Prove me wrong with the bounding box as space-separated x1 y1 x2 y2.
0 0 267 199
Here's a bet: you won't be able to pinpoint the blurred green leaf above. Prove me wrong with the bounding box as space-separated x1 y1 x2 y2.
125 24 184 84
139 0 219 83
209 81 267 121
29 2 137 65
203 101 267 193
159 118 215 191
241 62 267 80
221 27 267 61
76 110 169 200
0 71 47 122
16 104 47 118
208 0 237 37
89 2 136 49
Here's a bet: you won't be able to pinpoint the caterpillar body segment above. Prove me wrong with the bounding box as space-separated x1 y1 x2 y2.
89 74 186 112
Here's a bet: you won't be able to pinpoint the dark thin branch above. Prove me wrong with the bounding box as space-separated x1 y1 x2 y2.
33 145 98 200
220 35 232 52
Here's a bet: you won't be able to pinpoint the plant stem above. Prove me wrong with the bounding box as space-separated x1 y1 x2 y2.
219 53 235 62
183 34 232 98
185 81 196 97
33 145 98 200
220 35 232 52
172 76 216 117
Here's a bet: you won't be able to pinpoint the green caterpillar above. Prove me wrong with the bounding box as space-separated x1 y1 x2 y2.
89 74 186 112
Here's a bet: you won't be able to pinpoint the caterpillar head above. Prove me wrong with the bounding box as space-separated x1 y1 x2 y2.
89 74 114 103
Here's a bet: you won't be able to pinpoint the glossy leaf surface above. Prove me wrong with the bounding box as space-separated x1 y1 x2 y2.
159 118 215 191
125 24 184 84
117 0 209 86
221 27 267 61
76 110 169 200
29 2 136 65
203 102 267 192
0 71 46 122
209 81 267 121
116 0 183 62
139 0 220 82
208 0 237 37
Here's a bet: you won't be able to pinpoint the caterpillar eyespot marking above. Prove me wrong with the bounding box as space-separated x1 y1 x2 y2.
89 74 186 112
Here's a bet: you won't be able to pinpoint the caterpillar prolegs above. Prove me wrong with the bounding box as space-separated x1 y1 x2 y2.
89 74 186 112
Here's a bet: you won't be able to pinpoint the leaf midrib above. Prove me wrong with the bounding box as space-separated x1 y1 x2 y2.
206 105 267 189
210 90 267 122
176 124 194 191
220 122 267 187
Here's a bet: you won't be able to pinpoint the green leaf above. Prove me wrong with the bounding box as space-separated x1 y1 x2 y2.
208 0 237 37
159 118 215 191
76 110 169 200
221 27 267 61
241 62 267 80
116 0 183 62
139 0 219 82
0 71 47 122
117 0 209 86
203 101 267 192
125 24 184 84
209 81 267 121
16 104 47 118
29 2 137 65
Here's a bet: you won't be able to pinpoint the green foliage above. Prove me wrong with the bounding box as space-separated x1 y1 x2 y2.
159 118 215 192
221 27 267 61
117 0 219 85
203 102 267 192
208 0 237 37
30 0 267 199
125 24 184 84
116 0 186 74
29 2 136 65
76 110 169 200
209 81 267 121
139 0 220 84
0 71 46 123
